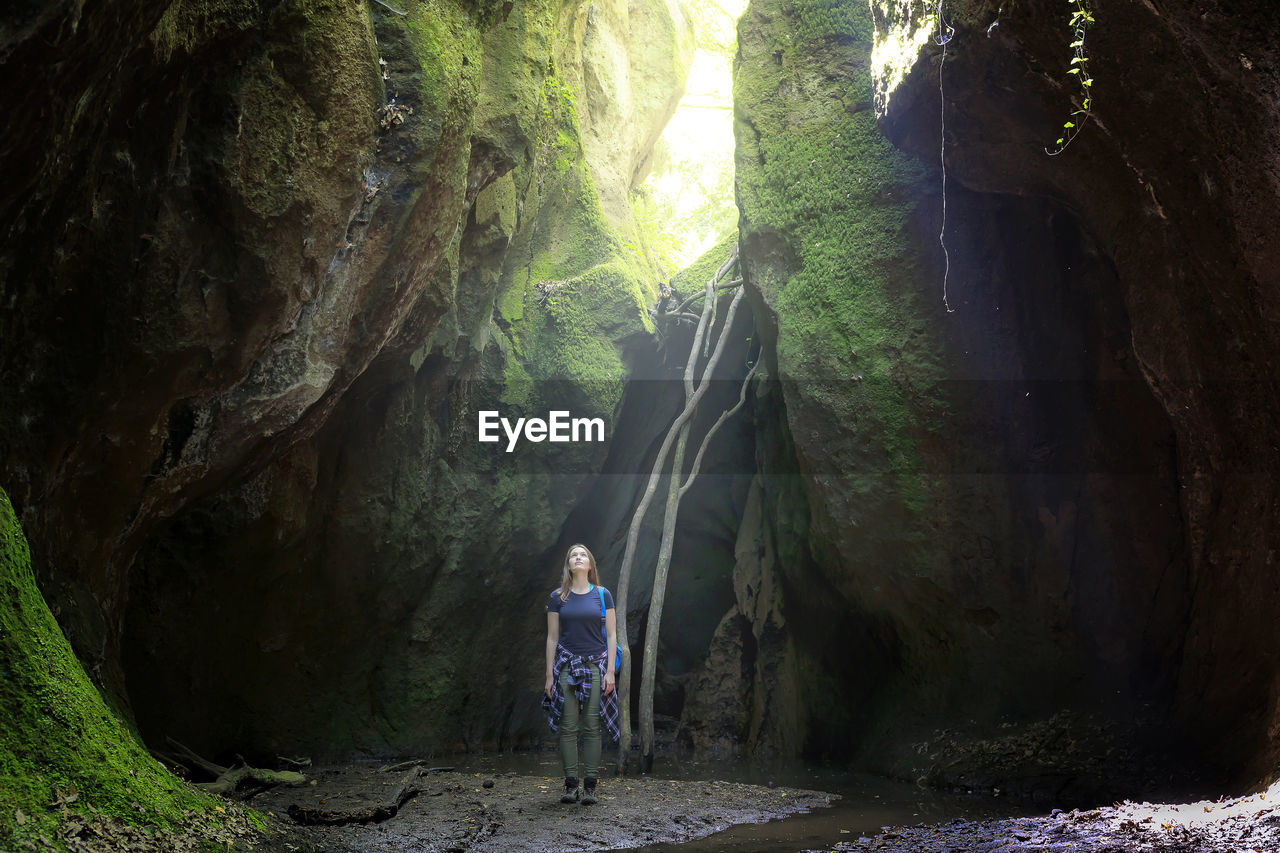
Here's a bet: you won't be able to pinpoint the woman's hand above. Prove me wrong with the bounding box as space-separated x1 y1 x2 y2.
545 675 554 698
603 670 615 695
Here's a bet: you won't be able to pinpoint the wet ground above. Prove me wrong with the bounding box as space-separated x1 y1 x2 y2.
237 751 1037 852
249 763 833 852
37 753 1280 852
815 782 1280 853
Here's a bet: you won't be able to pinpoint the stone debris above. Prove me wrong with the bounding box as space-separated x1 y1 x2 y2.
818 782 1280 853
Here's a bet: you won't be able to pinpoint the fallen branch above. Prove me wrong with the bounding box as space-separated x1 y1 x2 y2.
163 737 307 798
379 759 455 773
288 767 425 826
163 737 225 778
202 766 307 798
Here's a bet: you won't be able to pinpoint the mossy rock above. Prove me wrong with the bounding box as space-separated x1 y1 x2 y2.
670 234 739 295
0 488 215 848
494 70 659 416
736 0 942 516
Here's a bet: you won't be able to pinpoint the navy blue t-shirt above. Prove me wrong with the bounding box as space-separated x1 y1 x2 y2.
547 586 614 657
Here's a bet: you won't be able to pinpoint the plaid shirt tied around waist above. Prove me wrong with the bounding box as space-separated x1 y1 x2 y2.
541 644 620 743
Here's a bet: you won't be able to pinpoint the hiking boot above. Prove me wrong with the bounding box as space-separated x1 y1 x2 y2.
581 777 598 805
560 777 580 803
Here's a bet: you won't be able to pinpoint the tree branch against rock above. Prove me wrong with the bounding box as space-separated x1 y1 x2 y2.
614 243 757 771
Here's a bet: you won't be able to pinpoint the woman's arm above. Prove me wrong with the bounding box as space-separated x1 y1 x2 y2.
604 608 617 695
545 612 560 698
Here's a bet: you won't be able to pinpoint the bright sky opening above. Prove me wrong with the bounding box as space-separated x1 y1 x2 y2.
635 0 748 275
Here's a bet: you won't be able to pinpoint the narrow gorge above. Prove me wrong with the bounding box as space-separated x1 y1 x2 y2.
2 0 1278 850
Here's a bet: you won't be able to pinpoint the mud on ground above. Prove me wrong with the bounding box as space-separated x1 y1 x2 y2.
36 764 832 852
245 764 835 852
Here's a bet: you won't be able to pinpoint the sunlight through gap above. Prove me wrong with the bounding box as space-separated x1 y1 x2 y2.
633 0 748 274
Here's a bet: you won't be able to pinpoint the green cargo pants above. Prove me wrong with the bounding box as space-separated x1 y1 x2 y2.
558 664 601 780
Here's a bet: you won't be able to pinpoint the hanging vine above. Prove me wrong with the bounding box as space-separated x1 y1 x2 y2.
936 0 955 312
1046 0 1095 156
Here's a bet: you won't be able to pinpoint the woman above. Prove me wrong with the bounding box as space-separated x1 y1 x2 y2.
541 543 619 805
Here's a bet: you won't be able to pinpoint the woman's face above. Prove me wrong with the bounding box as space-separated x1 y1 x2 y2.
568 547 591 575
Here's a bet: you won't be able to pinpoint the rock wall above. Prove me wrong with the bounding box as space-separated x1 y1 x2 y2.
867 0 1280 786
713 0 1280 790
0 0 692 759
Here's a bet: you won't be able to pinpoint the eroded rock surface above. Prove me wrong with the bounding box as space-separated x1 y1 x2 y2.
0 0 692 759
712 0 1279 792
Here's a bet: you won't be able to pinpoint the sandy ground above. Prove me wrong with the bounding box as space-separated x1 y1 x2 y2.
820 784 1280 853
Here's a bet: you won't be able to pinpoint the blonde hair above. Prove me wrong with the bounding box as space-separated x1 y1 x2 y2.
558 543 600 601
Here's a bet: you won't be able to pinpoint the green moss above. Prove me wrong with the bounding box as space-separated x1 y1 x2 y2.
788 0 874 47
534 259 649 383
496 276 528 327
404 2 480 123
225 0 380 219
736 0 944 512
150 0 262 60
467 0 508 29
471 0 556 164
671 234 739 293
496 69 658 399
867 0 936 112
499 351 534 410
0 488 214 849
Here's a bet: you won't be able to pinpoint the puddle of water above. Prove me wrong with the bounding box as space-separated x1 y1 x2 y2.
626 773 1023 853
430 752 1031 853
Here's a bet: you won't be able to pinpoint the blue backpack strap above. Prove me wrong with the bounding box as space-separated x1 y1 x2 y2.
597 586 621 671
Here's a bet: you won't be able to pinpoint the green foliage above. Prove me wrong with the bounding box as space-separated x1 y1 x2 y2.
632 158 737 275
686 0 739 55
0 489 214 849
1046 0 1095 155
631 0 742 273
